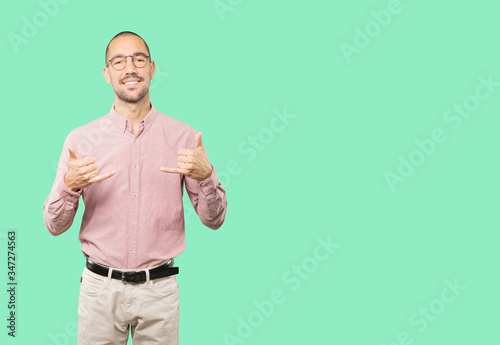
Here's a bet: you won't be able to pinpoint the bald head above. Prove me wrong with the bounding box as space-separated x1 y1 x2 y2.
105 31 151 65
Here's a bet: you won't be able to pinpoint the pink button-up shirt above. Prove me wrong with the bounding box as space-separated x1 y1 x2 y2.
43 104 227 269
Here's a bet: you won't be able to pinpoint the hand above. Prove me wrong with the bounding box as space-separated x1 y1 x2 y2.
161 131 213 181
64 145 116 192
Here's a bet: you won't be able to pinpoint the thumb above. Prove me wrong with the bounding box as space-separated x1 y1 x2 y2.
67 145 79 160
195 131 204 150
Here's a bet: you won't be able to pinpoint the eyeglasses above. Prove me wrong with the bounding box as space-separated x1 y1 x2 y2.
107 53 150 71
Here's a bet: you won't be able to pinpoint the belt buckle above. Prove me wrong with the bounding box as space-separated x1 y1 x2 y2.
121 271 136 283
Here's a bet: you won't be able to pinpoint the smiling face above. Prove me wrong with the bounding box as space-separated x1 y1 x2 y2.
103 35 155 104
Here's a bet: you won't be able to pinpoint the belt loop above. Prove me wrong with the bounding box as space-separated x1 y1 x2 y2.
107 266 113 282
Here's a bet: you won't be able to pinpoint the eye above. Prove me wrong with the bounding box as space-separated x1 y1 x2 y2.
134 54 147 60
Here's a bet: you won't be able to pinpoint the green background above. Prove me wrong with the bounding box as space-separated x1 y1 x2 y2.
1 0 499 344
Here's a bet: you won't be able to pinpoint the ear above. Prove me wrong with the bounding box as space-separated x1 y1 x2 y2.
103 66 112 84
149 60 156 80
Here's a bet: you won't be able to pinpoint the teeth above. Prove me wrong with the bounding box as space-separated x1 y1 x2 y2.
124 81 139 85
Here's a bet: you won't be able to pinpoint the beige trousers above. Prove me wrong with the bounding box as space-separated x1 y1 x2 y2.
78 262 179 345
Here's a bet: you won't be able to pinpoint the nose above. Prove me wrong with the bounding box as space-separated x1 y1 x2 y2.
122 56 138 74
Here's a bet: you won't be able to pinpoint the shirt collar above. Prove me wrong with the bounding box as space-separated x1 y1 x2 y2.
108 103 158 133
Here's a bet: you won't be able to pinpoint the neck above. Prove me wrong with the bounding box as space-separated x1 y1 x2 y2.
114 95 151 125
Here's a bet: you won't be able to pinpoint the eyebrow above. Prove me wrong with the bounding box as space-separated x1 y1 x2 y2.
108 51 148 61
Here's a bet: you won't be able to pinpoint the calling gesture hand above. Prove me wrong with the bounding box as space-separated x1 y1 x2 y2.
161 131 212 181
64 145 116 192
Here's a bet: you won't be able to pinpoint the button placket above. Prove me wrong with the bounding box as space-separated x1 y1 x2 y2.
129 133 141 266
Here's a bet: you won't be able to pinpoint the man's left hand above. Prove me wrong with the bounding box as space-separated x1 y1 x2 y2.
160 131 213 181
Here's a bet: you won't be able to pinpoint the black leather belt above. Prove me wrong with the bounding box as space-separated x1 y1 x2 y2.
86 258 179 283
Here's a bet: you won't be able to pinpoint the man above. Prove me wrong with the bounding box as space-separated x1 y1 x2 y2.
42 31 227 345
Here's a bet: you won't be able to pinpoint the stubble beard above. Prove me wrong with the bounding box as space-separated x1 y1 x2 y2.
115 84 149 104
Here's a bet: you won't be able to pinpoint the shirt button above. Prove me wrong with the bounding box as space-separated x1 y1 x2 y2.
134 165 138 169
131 251 135 255
135 138 138 142
133 222 136 226
133 193 137 198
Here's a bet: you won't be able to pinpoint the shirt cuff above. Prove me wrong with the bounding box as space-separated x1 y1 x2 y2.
58 177 83 203
198 164 217 194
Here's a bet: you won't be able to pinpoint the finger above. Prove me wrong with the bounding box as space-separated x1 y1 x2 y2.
81 156 96 166
177 155 192 163
177 162 192 169
83 169 99 180
177 149 194 156
67 145 79 160
80 163 97 175
88 170 116 184
195 131 203 150
160 167 187 174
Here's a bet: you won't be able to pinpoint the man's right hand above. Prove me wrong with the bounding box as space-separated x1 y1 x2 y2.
64 145 116 192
